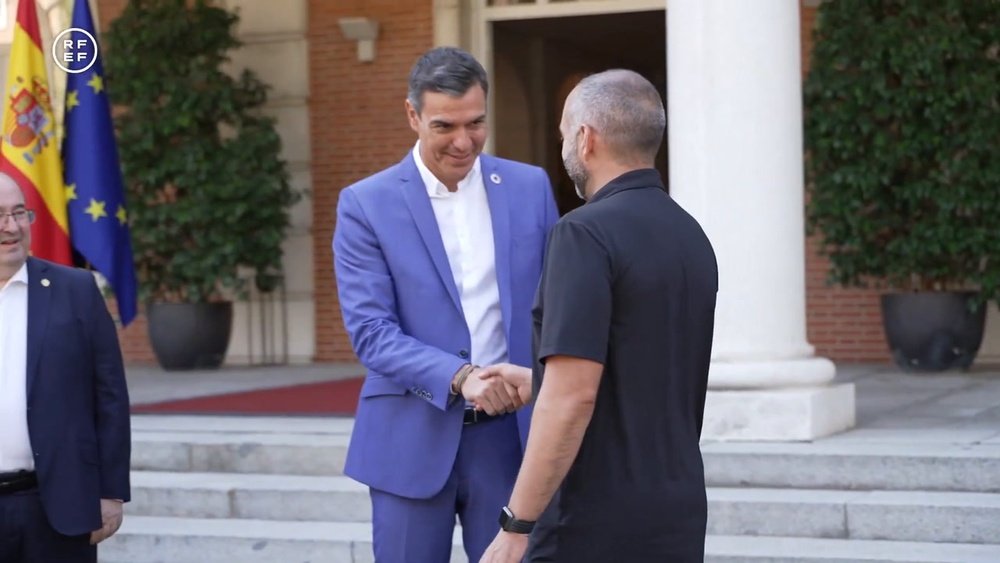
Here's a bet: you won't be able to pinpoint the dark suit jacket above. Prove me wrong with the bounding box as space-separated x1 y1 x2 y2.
25 257 131 536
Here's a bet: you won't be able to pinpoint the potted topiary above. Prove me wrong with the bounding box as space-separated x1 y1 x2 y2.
804 0 1000 371
104 0 298 370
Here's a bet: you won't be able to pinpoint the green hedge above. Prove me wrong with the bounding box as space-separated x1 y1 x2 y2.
105 0 298 302
804 0 999 305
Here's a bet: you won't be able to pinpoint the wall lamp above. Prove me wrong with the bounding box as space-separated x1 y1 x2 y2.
338 17 380 63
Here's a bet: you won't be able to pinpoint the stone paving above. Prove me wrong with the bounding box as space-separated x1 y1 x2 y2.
128 361 1000 445
825 363 1000 446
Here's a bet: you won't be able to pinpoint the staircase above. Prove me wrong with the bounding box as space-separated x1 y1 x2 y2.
99 415 1000 563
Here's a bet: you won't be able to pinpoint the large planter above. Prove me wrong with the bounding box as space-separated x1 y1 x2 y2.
147 302 233 371
881 291 987 372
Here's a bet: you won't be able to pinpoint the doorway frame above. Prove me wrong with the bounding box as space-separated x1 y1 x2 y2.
438 0 668 150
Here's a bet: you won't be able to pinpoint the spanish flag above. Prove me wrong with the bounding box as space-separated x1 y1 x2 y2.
0 0 72 264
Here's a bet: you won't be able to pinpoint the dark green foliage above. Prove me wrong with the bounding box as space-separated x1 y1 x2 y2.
804 0 999 305
104 0 298 302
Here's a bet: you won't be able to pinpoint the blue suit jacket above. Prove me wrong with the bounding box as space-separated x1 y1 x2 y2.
25 258 131 535
334 152 558 499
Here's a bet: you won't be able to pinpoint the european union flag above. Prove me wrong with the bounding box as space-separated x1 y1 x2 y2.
63 0 138 325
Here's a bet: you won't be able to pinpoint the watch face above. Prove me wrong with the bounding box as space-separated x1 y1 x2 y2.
499 506 534 534
500 506 513 528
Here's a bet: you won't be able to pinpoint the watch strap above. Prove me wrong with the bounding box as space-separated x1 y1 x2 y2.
499 506 535 534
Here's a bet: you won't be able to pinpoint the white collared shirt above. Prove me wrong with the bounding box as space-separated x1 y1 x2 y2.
0 262 33 472
412 143 508 368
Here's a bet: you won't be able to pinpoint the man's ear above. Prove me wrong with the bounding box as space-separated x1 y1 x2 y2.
580 124 595 159
405 99 421 134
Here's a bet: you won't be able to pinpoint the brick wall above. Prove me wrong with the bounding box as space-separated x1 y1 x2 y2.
309 0 433 362
95 0 126 32
800 2 888 361
102 0 887 364
97 0 156 363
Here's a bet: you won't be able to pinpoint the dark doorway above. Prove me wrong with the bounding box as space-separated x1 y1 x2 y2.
492 10 667 216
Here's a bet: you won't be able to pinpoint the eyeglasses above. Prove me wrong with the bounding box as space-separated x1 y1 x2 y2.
0 209 35 226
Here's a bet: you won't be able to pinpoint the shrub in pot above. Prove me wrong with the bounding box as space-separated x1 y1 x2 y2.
105 0 298 369
804 0 999 371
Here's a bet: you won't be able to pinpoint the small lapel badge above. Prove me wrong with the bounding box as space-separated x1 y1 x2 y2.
490 172 502 185
41 278 50 287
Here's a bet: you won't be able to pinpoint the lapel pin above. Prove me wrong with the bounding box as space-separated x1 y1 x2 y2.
490 173 502 185
41 278 50 287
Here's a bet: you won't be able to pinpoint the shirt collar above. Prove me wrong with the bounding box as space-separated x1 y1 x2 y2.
588 168 665 204
412 141 482 198
2 261 28 291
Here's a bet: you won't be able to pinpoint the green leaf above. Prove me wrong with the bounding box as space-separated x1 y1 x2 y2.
804 0 1000 305
105 0 300 303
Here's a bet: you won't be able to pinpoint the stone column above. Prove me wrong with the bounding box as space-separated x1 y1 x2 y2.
667 0 855 440
220 0 315 364
433 0 461 47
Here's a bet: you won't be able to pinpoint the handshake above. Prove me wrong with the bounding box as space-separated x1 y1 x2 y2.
452 363 533 416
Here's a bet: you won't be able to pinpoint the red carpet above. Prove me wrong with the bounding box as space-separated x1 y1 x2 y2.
131 378 364 416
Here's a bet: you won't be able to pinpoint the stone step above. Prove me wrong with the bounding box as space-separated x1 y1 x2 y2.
99 517 1000 563
128 472 1000 544
706 487 1000 544
130 415 352 477
702 441 1000 493
131 416 1000 493
130 415 355 435
704 535 1000 563
130 471 369 522
131 430 348 476
98 516 463 563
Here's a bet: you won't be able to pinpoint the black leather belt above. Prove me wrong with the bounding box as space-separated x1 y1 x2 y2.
464 408 505 426
0 470 37 495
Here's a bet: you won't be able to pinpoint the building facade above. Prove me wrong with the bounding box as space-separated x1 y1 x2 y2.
3 0 998 369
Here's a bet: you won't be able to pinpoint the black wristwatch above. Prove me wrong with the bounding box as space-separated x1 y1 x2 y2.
499 506 535 534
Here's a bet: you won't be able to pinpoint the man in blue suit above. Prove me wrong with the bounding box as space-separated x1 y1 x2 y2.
333 47 558 562
0 174 131 563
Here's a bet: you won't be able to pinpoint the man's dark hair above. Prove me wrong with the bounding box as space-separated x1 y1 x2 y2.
407 47 489 114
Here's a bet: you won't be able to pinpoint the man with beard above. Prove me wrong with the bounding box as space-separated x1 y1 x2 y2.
0 173 131 562
480 69 718 562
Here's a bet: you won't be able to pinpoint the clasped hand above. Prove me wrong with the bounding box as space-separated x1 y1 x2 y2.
459 363 533 415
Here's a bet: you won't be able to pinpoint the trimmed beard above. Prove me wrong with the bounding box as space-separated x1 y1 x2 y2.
562 139 589 201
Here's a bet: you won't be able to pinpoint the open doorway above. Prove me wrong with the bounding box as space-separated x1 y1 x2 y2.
491 10 667 215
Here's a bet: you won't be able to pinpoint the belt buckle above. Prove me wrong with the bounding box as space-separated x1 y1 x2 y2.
465 408 478 425
0 472 23 488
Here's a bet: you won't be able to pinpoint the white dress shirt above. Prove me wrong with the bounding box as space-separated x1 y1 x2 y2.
413 143 508 369
0 262 33 472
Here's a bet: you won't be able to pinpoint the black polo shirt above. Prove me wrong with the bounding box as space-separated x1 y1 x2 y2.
526 169 718 562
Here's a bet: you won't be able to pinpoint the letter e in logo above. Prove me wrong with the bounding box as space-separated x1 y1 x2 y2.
52 28 99 74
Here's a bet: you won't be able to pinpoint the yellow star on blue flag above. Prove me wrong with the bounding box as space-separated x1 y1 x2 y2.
63 0 138 325
66 90 80 112
87 73 104 94
84 198 107 221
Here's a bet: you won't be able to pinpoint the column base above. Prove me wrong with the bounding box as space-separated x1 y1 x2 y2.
701 383 856 441
709 356 837 388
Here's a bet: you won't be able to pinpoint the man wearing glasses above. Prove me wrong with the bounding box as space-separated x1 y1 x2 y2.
0 173 131 563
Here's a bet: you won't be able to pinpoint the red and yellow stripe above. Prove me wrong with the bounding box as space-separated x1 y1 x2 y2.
0 0 71 264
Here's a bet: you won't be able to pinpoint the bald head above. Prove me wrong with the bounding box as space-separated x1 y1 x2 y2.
563 69 665 165
0 172 30 284
0 173 21 194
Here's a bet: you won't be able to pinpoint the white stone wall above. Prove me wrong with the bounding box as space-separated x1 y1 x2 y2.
219 0 314 364
980 307 1000 364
